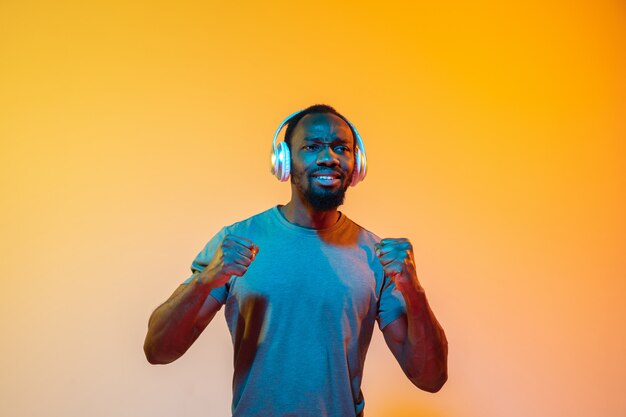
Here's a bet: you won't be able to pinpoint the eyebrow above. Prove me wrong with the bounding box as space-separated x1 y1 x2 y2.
303 136 350 144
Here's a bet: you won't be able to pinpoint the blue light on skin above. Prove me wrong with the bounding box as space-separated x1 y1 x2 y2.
280 113 356 229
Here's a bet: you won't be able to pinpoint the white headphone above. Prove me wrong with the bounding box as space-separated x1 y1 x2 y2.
270 110 368 186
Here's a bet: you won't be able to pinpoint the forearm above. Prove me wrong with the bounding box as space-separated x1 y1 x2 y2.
143 274 219 364
398 282 448 392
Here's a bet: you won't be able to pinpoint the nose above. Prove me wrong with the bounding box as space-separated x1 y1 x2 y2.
317 145 339 166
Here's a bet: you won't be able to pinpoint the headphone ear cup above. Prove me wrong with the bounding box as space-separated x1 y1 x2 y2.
350 147 366 186
272 141 291 181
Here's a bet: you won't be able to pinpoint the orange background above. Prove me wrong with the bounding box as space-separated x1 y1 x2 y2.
1 1 625 416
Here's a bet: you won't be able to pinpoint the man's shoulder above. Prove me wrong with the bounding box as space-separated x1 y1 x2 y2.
342 214 381 245
222 206 278 233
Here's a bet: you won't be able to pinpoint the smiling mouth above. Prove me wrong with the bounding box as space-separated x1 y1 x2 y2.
311 174 342 187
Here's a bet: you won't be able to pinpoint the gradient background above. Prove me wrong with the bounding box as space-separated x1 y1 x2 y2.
1 1 625 416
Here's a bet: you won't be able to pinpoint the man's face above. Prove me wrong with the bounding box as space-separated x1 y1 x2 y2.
289 113 355 211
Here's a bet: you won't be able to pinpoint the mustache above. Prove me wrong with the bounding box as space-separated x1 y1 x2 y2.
308 168 345 179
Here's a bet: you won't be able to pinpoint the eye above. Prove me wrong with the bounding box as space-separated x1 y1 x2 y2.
303 144 320 151
334 145 351 153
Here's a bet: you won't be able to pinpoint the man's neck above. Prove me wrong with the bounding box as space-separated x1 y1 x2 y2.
279 200 341 229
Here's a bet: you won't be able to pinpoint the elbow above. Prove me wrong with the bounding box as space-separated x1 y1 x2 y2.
144 343 163 365
143 337 178 365
144 346 176 365
406 358 448 393
144 349 164 365
415 336 448 393
414 370 447 393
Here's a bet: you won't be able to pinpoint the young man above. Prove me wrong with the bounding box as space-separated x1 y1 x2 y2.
144 104 448 417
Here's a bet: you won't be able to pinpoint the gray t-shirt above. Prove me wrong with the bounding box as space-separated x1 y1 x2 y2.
185 206 406 417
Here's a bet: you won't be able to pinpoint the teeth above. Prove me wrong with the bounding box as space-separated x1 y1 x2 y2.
317 176 334 180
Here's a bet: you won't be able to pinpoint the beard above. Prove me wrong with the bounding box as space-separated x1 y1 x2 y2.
292 169 350 211
303 183 347 211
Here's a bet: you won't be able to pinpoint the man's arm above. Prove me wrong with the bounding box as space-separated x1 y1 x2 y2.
376 238 448 392
143 279 222 364
143 235 258 364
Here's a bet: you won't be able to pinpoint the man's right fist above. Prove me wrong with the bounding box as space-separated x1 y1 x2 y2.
200 235 259 287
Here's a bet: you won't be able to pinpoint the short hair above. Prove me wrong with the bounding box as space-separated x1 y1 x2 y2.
283 104 357 150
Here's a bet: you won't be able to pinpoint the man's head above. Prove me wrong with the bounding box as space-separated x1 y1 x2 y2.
283 104 357 152
286 105 356 211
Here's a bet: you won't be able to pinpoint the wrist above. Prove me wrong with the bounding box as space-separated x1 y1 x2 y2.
194 269 225 292
395 275 426 306
394 270 423 293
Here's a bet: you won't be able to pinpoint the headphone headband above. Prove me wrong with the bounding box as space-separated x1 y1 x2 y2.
271 110 303 151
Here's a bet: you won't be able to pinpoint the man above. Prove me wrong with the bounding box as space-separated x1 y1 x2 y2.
143 104 448 417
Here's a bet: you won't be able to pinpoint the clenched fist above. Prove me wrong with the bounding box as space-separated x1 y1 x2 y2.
374 238 419 290
199 234 259 287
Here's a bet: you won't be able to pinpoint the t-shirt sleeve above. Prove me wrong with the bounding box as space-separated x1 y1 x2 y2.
182 227 230 304
377 274 407 330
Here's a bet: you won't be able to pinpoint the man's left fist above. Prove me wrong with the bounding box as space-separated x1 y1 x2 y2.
374 238 418 287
